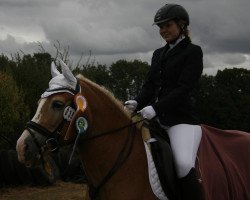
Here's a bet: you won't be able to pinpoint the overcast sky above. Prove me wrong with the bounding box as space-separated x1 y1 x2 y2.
0 0 249 75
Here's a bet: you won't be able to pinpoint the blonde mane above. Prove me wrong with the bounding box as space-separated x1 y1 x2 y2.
76 74 130 118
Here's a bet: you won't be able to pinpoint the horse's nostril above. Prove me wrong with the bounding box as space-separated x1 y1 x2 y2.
24 145 34 161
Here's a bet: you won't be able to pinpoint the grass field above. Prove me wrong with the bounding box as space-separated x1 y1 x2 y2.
0 181 88 200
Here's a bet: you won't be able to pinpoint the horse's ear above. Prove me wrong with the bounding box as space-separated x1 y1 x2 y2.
58 59 76 84
51 62 60 77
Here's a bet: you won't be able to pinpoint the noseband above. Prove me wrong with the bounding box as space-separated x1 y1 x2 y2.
26 119 68 152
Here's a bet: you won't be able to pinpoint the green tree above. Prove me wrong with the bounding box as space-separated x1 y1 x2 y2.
11 53 52 116
194 68 250 132
109 59 150 101
0 54 17 75
0 72 29 148
74 64 111 89
214 68 250 131
194 75 216 126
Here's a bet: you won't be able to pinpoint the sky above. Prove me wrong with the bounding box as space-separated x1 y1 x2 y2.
0 0 250 75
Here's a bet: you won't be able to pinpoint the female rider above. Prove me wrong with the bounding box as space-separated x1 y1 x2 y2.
125 4 203 200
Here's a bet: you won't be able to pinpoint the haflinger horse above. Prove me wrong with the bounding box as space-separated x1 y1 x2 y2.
16 60 250 200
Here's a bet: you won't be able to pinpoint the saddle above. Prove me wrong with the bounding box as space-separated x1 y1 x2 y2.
142 120 180 200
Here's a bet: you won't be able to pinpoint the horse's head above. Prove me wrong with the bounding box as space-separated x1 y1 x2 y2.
16 60 87 167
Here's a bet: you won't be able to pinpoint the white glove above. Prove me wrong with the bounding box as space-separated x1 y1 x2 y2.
138 106 156 120
124 100 138 112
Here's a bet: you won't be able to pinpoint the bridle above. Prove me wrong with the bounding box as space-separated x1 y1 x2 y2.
25 86 80 153
25 84 146 200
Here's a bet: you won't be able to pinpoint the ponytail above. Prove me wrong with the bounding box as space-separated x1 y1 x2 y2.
177 20 191 42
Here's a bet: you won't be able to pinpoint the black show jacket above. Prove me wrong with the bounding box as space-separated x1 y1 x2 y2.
135 38 203 126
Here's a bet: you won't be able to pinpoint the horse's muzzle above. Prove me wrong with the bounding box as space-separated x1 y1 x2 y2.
16 130 42 167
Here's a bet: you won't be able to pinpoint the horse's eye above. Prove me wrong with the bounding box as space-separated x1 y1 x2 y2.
52 101 64 110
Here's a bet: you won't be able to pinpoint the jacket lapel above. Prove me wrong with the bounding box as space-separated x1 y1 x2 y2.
162 38 190 61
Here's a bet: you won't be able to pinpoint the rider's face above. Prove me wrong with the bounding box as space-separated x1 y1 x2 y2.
159 20 181 43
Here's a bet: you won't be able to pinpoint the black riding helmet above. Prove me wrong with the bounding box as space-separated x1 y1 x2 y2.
153 4 189 26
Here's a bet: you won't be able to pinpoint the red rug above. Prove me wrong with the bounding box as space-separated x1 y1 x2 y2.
197 125 250 200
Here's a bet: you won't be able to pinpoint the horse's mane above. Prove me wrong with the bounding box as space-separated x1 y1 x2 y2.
76 74 145 137
76 74 130 118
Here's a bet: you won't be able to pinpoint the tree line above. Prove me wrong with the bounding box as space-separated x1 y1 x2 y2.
0 52 249 149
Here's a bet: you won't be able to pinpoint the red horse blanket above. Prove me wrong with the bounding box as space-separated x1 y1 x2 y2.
197 125 250 200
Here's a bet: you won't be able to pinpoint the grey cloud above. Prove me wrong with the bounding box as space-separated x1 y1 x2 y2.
224 54 247 66
203 56 215 68
0 35 41 55
211 39 250 54
42 21 157 55
0 0 249 71
0 0 60 7
188 0 250 54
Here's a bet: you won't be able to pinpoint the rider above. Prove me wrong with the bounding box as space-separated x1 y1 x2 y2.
125 4 203 200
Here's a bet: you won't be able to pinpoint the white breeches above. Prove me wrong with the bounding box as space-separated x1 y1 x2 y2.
161 124 202 178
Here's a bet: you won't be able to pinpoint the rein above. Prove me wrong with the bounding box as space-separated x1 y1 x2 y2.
85 115 146 199
83 117 146 141
89 124 137 199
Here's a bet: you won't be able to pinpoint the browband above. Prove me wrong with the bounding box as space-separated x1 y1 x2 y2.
46 79 80 95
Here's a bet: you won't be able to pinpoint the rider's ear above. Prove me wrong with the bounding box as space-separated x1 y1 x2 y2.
64 94 87 141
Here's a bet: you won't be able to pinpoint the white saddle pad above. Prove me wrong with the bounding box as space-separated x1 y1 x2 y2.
144 141 168 200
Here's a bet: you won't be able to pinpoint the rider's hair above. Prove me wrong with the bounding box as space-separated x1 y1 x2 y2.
177 19 191 42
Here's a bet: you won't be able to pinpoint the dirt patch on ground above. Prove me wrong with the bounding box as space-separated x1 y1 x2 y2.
0 181 87 200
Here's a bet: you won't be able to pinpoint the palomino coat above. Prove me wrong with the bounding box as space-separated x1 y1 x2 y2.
135 37 203 126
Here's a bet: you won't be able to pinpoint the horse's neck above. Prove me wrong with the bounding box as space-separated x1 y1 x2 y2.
77 80 156 199
78 120 154 199
79 112 135 177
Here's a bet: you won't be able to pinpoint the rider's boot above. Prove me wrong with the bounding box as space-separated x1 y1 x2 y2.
179 168 203 200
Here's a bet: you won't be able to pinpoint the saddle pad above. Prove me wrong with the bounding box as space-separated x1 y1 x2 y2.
144 142 168 200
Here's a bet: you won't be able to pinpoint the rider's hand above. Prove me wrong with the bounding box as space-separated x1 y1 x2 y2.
138 106 156 120
124 100 138 112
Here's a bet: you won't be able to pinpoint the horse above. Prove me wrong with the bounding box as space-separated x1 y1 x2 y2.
16 60 250 200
